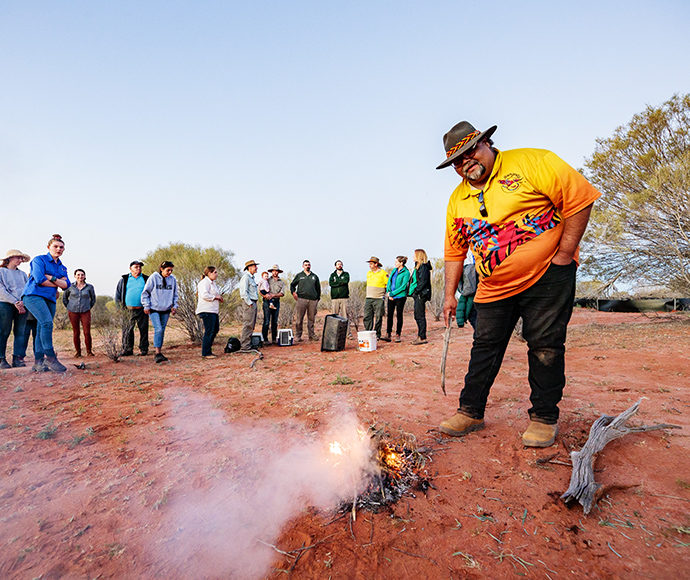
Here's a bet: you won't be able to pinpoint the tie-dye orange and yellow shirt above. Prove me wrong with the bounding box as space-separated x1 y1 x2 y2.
444 148 600 303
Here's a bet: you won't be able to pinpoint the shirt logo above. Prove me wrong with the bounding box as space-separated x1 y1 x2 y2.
498 173 523 192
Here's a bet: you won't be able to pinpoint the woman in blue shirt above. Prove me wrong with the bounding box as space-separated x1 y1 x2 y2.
382 256 411 343
22 234 71 373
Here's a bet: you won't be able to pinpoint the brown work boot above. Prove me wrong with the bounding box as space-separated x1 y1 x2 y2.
439 413 485 437
522 421 558 447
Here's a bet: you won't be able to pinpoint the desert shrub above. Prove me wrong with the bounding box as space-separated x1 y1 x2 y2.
91 296 115 328
277 292 296 328
97 303 133 362
346 281 367 332
143 243 239 343
53 299 70 330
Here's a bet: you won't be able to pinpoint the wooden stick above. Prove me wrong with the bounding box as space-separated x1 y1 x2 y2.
440 313 452 396
561 399 681 514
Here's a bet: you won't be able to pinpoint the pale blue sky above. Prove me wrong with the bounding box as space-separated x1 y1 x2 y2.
2 0 689 293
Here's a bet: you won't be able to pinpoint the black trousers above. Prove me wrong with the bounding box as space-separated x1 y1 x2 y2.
413 296 428 339
458 262 576 424
123 308 149 354
199 312 219 356
386 297 406 336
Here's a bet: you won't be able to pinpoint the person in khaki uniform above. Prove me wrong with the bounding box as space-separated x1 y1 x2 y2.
238 260 259 351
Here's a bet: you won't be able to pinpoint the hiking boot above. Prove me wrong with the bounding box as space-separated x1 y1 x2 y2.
44 356 67 373
12 356 26 368
394 335 401 343
522 421 558 447
32 360 47 372
381 334 391 342
139 350 149 356
411 338 428 345
439 413 485 437
121 350 134 357
154 353 168 364
0 358 11 369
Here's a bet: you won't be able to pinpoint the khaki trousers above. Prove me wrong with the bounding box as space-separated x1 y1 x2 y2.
240 300 258 350
331 298 348 318
294 298 318 340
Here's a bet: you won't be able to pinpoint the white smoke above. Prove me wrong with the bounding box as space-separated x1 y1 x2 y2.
147 392 377 579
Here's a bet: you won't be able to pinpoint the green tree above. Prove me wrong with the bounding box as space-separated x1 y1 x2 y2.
142 243 239 343
581 94 690 294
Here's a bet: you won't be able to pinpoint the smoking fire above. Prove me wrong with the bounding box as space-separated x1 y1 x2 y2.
326 423 432 512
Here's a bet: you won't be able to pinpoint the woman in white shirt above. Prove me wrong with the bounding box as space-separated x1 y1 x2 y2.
196 266 223 359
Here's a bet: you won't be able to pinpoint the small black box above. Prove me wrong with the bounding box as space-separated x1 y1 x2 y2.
321 315 348 352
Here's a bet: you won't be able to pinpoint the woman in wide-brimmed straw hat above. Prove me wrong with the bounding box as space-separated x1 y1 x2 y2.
0 249 31 368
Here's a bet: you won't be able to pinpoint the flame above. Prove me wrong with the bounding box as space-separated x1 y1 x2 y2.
380 445 404 471
329 441 344 455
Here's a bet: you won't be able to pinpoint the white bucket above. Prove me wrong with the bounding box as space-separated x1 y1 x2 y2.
358 330 377 352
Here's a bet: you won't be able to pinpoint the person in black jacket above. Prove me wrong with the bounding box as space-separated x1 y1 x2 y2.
408 249 432 345
114 260 149 356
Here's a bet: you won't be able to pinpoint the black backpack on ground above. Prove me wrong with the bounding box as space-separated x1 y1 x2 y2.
224 337 241 353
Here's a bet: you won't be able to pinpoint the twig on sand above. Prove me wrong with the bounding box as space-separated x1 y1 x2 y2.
561 399 682 515
392 547 439 566
249 351 264 368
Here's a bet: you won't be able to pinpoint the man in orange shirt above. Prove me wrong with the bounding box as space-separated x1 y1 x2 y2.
437 121 600 447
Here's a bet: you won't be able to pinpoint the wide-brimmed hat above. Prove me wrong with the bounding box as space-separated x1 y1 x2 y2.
244 260 259 270
436 121 497 170
267 264 283 273
2 249 30 265
366 256 382 267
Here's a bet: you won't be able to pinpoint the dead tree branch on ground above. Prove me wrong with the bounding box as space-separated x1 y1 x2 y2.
561 399 681 514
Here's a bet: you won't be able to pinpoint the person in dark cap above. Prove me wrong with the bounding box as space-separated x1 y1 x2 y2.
437 121 600 447
238 260 259 351
115 260 149 356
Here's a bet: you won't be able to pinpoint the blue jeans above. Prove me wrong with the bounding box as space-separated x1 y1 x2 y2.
198 312 219 356
23 296 57 359
458 262 576 424
0 302 28 359
149 311 170 349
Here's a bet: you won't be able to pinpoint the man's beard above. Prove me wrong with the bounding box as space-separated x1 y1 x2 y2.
462 161 486 182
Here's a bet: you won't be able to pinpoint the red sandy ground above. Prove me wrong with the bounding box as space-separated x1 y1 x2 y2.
1 309 689 580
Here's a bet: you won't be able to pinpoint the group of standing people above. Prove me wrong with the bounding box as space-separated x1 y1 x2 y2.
363 250 433 345
233 252 434 352
0 235 73 372
115 259 180 363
